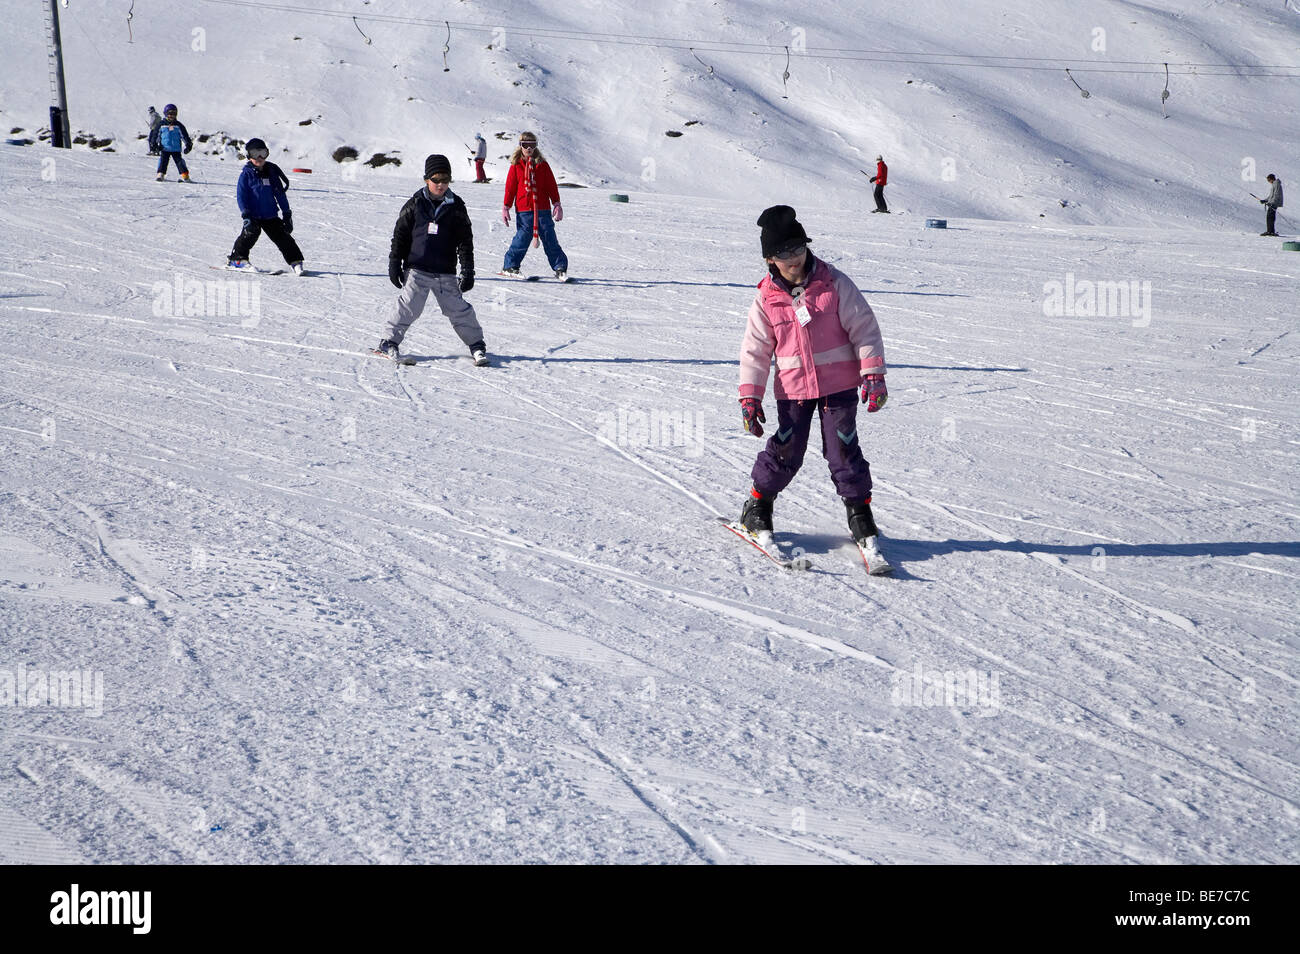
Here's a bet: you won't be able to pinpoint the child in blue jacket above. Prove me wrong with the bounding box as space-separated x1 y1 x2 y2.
228 138 304 273
154 104 193 181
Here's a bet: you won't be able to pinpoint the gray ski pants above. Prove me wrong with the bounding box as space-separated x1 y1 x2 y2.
387 268 484 349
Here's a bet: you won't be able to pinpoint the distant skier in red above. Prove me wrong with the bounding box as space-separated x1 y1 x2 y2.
869 155 889 213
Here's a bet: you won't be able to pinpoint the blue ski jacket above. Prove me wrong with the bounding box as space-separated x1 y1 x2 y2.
236 161 291 220
158 121 192 153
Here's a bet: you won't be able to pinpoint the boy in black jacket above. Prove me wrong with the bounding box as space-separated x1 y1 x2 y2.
375 155 488 366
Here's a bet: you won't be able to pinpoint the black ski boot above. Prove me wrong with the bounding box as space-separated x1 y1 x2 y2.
844 497 880 543
740 490 775 535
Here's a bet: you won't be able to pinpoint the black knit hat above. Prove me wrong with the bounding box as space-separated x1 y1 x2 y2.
757 205 810 258
424 154 452 179
245 138 268 156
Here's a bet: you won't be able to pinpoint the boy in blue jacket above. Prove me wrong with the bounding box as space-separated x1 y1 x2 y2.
154 104 193 181
228 138 304 274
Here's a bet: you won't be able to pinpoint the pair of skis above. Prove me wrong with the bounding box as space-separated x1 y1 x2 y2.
720 518 893 575
211 264 288 276
498 270 573 283
367 349 489 368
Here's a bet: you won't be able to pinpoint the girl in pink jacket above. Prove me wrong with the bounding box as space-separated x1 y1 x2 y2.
736 205 891 572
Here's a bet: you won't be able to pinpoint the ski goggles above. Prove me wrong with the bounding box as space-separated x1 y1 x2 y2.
772 244 806 261
247 146 269 160
519 142 537 150
427 175 451 185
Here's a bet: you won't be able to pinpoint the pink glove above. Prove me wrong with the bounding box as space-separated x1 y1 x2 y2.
553 202 563 222
740 398 765 436
501 207 510 225
860 374 888 412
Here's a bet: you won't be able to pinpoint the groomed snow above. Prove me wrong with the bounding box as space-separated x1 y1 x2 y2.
0 1 1296 864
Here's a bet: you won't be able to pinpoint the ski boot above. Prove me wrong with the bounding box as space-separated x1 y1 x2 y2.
469 341 490 367
180 172 192 182
845 497 892 575
499 267 521 277
554 269 567 281
740 489 775 536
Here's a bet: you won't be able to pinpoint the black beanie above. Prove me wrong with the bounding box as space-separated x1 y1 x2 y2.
245 137 267 154
424 154 452 179
757 205 810 258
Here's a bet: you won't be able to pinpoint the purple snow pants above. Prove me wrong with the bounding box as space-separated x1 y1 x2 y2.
750 388 873 500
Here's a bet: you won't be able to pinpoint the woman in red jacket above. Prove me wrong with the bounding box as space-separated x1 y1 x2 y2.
499 131 569 279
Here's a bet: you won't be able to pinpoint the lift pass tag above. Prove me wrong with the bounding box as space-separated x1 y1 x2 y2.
793 288 812 326
427 223 439 234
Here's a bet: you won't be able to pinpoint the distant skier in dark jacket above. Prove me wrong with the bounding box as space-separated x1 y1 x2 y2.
147 106 163 155
868 155 888 213
1260 174 1284 236
228 138 304 273
155 104 193 181
375 154 488 366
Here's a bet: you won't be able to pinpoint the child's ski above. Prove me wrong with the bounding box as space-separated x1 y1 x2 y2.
368 348 417 366
854 536 894 576
211 264 286 275
719 518 811 571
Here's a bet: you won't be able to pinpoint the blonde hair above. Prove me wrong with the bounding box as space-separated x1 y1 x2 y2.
509 131 546 165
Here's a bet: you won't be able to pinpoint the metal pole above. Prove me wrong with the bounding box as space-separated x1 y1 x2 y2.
47 0 72 148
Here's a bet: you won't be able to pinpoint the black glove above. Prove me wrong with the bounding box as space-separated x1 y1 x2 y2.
869 176 876 183
184 144 192 155
241 217 253 232
459 272 475 293
283 214 293 235
388 259 406 289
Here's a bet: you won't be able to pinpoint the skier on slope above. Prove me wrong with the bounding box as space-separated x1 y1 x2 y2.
228 138 305 274
146 106 163 156
1259 173 1284 236
375 154 488 367
500 131 568 280
736 205 892 573
868 154 889 213
470 132 489 182
154 104 193 181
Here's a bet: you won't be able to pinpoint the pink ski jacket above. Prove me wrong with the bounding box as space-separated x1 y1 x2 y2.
738 257 886 402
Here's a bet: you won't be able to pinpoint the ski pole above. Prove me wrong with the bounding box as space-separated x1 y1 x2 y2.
1247 189 1292 230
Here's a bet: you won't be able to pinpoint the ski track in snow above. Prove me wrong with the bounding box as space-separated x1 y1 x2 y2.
1 143 1297 865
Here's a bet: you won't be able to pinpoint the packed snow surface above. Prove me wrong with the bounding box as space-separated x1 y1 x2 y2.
0 0 1296 863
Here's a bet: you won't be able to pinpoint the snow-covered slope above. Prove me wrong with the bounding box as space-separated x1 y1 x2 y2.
1 140 1297 862
2 0 1297 229
0 1 1297 865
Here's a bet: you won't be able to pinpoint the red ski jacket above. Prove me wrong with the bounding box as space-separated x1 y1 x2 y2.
503 159 560 213
874 161 888 186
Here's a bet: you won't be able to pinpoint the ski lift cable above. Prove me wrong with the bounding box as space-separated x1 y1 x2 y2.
197 1 1300 76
